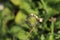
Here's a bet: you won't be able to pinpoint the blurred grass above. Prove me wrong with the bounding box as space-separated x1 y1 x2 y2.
0 0 60 40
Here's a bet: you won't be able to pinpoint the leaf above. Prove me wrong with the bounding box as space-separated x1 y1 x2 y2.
2 8 14 21
10 26 28 40
56 21 60 29
49 34 54 40
1 8 14 35
10 0 20 5
44 0 60 12
45 0 60 4
16 31 28 40
10 26 21 34
15 11 27 24
19 2 38 15
11 0 38 15
41 34 45 40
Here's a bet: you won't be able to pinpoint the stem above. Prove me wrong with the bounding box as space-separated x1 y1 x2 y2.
41 0 48 13
44 22 50 31
50 21 54 34
26 25 35 40
49 21 55 40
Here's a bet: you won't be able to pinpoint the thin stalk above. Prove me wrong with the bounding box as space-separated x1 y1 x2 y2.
40 0 48 13
26 25 35 40
50 21 54 34
49 21 55 40
43 22 50 31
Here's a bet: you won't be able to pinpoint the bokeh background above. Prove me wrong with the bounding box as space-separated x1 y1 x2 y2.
0 0 60 40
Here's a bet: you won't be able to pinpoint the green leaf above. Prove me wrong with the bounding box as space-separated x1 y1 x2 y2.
15 11 27 24
49 34 54 40
10 26 28 40
56 21 60 29
10 0 21 5
1 8 14 35
41 34 45 40
10 26 21 34
44 0 60 12
2 8 14 21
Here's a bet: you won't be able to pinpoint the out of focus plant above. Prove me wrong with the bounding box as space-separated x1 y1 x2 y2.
0 0 60 40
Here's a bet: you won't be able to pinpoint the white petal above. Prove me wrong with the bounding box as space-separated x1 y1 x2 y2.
0 4 4 10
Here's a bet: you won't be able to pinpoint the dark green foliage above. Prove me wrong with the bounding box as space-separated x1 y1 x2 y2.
0 0 60 40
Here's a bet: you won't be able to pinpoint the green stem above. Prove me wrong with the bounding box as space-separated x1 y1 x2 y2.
43 22 50 31
49 21 55 40
50 21 54 34
41 0 48 13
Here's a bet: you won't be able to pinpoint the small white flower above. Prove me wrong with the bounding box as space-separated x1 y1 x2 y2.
38 18 43 22
35 16 38 19
30 13 34 16
58 31 60 34
30 14 43 22
0 4 4 10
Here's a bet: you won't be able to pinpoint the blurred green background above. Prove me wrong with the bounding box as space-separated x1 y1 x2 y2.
0 0 60 40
